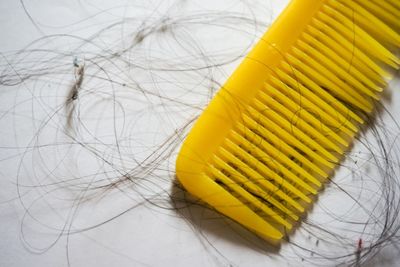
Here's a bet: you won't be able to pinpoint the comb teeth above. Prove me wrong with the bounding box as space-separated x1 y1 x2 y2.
177 0 400 240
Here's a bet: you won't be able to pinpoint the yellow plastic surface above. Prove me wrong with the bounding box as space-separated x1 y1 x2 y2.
176 0 400 241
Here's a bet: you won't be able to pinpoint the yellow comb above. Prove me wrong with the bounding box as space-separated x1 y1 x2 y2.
176 0 400 241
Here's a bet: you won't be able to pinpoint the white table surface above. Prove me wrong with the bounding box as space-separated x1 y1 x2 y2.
1 1 399 266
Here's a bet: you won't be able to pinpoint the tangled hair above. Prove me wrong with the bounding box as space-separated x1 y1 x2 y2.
1 0 400 266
